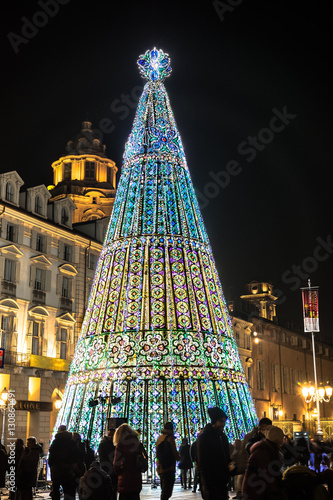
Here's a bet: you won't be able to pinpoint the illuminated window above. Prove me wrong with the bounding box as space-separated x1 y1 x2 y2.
85 161 96 180
5 182 14 202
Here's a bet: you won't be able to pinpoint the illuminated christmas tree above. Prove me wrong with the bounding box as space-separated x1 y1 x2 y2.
55 48 258 471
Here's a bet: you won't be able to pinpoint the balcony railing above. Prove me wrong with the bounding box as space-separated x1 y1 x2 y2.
1 280 16 297
4 350 30 366
3 350 70 371
60 297 73 311
32 289 46 304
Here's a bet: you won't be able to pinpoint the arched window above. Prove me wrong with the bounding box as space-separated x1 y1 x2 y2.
35 195 42 214
61 207 69 225
5 182 14 202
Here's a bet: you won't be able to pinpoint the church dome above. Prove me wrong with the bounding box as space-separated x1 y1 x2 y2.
65 121 107 157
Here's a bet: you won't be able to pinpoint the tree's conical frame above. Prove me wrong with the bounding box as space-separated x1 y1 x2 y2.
55 48 258 475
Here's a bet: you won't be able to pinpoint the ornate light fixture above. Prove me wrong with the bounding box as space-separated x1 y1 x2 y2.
0 387 10 443
302 382 332 404
54 397 62 410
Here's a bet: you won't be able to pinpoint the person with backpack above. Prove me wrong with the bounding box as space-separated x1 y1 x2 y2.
155 422 180 500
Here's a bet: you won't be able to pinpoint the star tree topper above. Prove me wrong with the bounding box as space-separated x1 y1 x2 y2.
137 48 172 82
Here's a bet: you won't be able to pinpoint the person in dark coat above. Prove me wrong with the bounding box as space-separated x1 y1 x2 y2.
72 433 86 482
17 436 42 500
178 437 192 489
190 430 203 493
197 407 235 500
242 425 284 500
98 428 117 500
48 425 80 500
113 423 142 500
156 422 181 500
0 446 8 492
245 417 272 454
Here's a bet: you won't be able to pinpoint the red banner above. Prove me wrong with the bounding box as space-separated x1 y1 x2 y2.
302 288 319 332
0 348 4 369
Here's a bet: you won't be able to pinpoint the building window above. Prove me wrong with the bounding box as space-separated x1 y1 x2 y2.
107 167 112 186
245 334 251 350
36 234 45 253
282 366 289 394
35 195 42 214
1 316 10 331
272 364 279 392
64 163 72 181
85 161 96 180
258 340 263 354
64 244 72 262
88 253 97 270
234 331 240 345
5 182 14 202
61 207 69 225
247 366 252 388
60 328 67 359
4 259 16 283
34 268 45 291
290 368 297 395
62 277 71 298
32 321 41 355
257 361 265 390
6 223 17 242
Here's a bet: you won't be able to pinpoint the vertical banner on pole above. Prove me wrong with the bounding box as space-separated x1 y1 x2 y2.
302 287 319 333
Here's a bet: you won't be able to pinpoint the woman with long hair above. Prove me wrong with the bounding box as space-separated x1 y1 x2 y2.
113 423 142 500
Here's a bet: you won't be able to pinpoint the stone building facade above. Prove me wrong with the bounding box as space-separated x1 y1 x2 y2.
0 121 114 448
230 281 333 439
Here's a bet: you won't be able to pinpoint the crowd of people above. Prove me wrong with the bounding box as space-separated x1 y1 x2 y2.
1 408 333 500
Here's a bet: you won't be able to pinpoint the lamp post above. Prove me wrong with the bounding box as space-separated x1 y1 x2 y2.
301 280 324 440
0 387 9 444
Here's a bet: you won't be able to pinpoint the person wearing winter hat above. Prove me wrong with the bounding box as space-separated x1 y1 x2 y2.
197 407 235 500
242 425 284 499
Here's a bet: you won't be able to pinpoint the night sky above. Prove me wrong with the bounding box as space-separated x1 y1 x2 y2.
2 1 332 341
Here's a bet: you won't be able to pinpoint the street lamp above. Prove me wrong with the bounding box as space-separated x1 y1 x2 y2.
0 387 9 444
302 383 332 404
54 397 62 410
